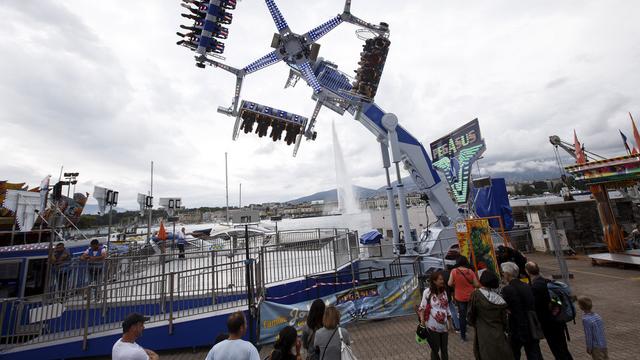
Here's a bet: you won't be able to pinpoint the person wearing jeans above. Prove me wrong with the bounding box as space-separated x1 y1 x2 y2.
448 256 479 341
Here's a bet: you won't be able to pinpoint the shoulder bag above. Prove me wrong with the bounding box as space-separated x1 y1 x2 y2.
338 327 357 360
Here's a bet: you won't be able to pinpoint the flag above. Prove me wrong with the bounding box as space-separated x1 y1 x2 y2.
574 130 586 164
630 112 640 151
620 130 632 155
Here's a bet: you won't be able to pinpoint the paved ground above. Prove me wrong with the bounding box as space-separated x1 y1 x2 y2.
97 253 640 360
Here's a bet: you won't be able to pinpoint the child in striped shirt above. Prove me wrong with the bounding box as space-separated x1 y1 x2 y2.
578 296 608 360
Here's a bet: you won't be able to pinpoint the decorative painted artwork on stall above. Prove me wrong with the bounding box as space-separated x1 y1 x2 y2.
466 219 499 277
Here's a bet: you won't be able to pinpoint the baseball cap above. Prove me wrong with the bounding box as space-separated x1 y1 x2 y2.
122 313 150 332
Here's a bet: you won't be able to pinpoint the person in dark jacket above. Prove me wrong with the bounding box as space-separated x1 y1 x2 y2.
497 246 528 278
501 262 544 360
468 270 513 359
270 325 302 360
526 261 573 360
301 299 325 360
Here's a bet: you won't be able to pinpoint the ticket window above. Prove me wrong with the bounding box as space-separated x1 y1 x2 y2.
0 260 21 298
23 258 47 297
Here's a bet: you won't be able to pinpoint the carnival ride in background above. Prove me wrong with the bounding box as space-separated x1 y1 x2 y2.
177 0 491 255
551 116 640 266
0 177 88 246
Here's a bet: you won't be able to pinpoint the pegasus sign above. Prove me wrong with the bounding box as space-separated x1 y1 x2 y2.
430 119 486 204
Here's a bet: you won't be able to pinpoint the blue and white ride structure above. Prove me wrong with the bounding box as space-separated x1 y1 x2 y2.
178 0 464 255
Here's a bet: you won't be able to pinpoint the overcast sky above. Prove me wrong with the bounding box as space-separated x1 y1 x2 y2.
2 0 640 209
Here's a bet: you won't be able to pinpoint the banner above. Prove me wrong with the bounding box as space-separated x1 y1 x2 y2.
466 219 500 277
430 119 486 204
258 276 421 344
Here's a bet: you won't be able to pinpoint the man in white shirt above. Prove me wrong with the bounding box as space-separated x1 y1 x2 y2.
205 311 260 360
112 313 159 360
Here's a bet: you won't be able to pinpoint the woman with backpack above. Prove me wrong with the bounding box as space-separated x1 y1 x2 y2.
269 325 302 360
447 256 479 341
468 270 513 359
419 270 455 360
301 299 325 360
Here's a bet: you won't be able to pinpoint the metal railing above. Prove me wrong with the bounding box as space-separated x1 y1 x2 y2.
0 259 250 349
0 228 357 350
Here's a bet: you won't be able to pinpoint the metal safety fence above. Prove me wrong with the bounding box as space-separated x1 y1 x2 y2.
0 228 358 350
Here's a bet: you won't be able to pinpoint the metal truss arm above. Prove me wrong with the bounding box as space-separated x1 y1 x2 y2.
304 99 323 138
302 15 344 44
356 103 461 226
344 0 352 13
242 50 282 74
297 62 322 93
196 55 242 76
218 74 244 117
265 0 290 34
340 11 389 37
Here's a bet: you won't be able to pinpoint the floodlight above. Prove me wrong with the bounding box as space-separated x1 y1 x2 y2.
93 186 108 214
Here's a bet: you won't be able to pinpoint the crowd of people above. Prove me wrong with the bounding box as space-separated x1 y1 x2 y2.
111 302 354 360
416 256 608 360
106 254 608 360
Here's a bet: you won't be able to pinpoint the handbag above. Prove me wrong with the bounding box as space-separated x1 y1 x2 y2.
415 291 433 343
416 323 429 340
339 327 357 360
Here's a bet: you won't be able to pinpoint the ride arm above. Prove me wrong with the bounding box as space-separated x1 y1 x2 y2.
549 135 606 161
300 0 389 47
549 135 577 159
356 103 462 226
340 0 389 36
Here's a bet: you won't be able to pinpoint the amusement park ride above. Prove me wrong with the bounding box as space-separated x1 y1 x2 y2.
551 130 640 266
176 0 469 254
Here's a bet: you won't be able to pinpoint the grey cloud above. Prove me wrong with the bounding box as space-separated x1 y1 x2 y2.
3 0 640 208
546 77 569 89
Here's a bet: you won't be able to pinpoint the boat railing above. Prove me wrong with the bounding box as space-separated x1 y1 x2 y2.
0 228 359 350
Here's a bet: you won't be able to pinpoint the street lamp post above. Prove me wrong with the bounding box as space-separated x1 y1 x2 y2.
93 186 118 250
160 197 182 254
105 190 119 251
63 172 79 198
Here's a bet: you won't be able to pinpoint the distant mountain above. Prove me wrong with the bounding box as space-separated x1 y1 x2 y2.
488 170 560 182
83 204 129 215
287 186 379 204
377 177 419 193
288 169 564 204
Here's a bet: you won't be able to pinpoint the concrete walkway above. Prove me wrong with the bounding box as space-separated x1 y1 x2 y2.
95 253 640 359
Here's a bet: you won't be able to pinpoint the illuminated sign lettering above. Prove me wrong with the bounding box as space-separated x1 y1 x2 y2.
430 119 486 204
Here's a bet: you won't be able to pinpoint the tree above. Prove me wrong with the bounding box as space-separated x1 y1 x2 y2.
519 184 537 196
